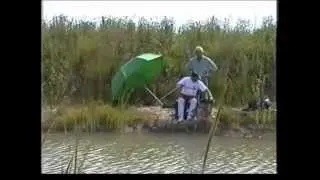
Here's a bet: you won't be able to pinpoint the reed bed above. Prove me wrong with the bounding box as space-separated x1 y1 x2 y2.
42 15 276 107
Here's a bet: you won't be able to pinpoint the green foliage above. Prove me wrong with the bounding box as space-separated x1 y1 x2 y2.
42 15 276 106
219 107 276 129
52 101 148 132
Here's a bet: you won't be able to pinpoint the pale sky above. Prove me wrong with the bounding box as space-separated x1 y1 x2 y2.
42 1 277 28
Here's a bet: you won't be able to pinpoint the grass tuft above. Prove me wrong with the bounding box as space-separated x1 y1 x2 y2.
49 102 149 132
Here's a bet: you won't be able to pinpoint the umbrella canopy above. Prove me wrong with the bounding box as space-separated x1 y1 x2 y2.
111 53 166 102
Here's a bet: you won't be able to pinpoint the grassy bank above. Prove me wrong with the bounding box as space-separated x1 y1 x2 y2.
42 102 150 133
219 107 276 130
42 15 276 107
42 102 276 133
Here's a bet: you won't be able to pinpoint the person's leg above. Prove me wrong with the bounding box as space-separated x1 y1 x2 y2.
187 98 197 120
177 97 185 122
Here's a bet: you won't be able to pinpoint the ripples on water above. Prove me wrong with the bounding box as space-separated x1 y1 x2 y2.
41 133 276 174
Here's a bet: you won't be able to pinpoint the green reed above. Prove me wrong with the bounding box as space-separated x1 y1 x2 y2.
42 15 276 107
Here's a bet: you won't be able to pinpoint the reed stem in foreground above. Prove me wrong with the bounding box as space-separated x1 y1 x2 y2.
201 71 231 174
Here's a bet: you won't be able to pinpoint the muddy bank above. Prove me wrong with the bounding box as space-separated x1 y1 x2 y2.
139 122 275 139
134 106 275 139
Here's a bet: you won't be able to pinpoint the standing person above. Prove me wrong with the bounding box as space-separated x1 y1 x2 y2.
185 46 218 86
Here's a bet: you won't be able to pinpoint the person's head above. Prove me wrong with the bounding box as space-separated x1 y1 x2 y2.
194 46 204 60
191 72 200 82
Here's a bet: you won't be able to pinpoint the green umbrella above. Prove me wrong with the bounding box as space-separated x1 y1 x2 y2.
111 53 166 103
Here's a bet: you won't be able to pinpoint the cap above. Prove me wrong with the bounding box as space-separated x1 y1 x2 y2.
194 46 204 53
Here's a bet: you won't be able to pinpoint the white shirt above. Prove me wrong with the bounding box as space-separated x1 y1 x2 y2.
177 77 208 96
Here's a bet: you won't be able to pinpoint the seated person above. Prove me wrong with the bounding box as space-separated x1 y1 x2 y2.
176 72 213 122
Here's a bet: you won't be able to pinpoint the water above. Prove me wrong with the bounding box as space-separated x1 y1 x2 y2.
41 132 276 174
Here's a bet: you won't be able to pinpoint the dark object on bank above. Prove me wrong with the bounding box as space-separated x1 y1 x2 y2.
242 98 272 112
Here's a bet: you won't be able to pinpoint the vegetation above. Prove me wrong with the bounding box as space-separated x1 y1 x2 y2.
42 101 149 133
201 74 275 174
42 15 276 173
42 15 276 107
219 107 276 129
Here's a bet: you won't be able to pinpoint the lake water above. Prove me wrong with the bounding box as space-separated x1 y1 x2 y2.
41 132 276 174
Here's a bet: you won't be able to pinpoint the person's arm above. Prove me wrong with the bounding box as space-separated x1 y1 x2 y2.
198 80 208 92
177 77 186 88
198 80 214 100
206 57 218 74
206 89 214 101
177 77 188 97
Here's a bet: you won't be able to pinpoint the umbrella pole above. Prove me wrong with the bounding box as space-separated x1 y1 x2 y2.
160 87 179 101
144 86 164 106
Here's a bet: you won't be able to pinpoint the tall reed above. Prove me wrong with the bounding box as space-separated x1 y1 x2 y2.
201 57 233 173
42 15 276 107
